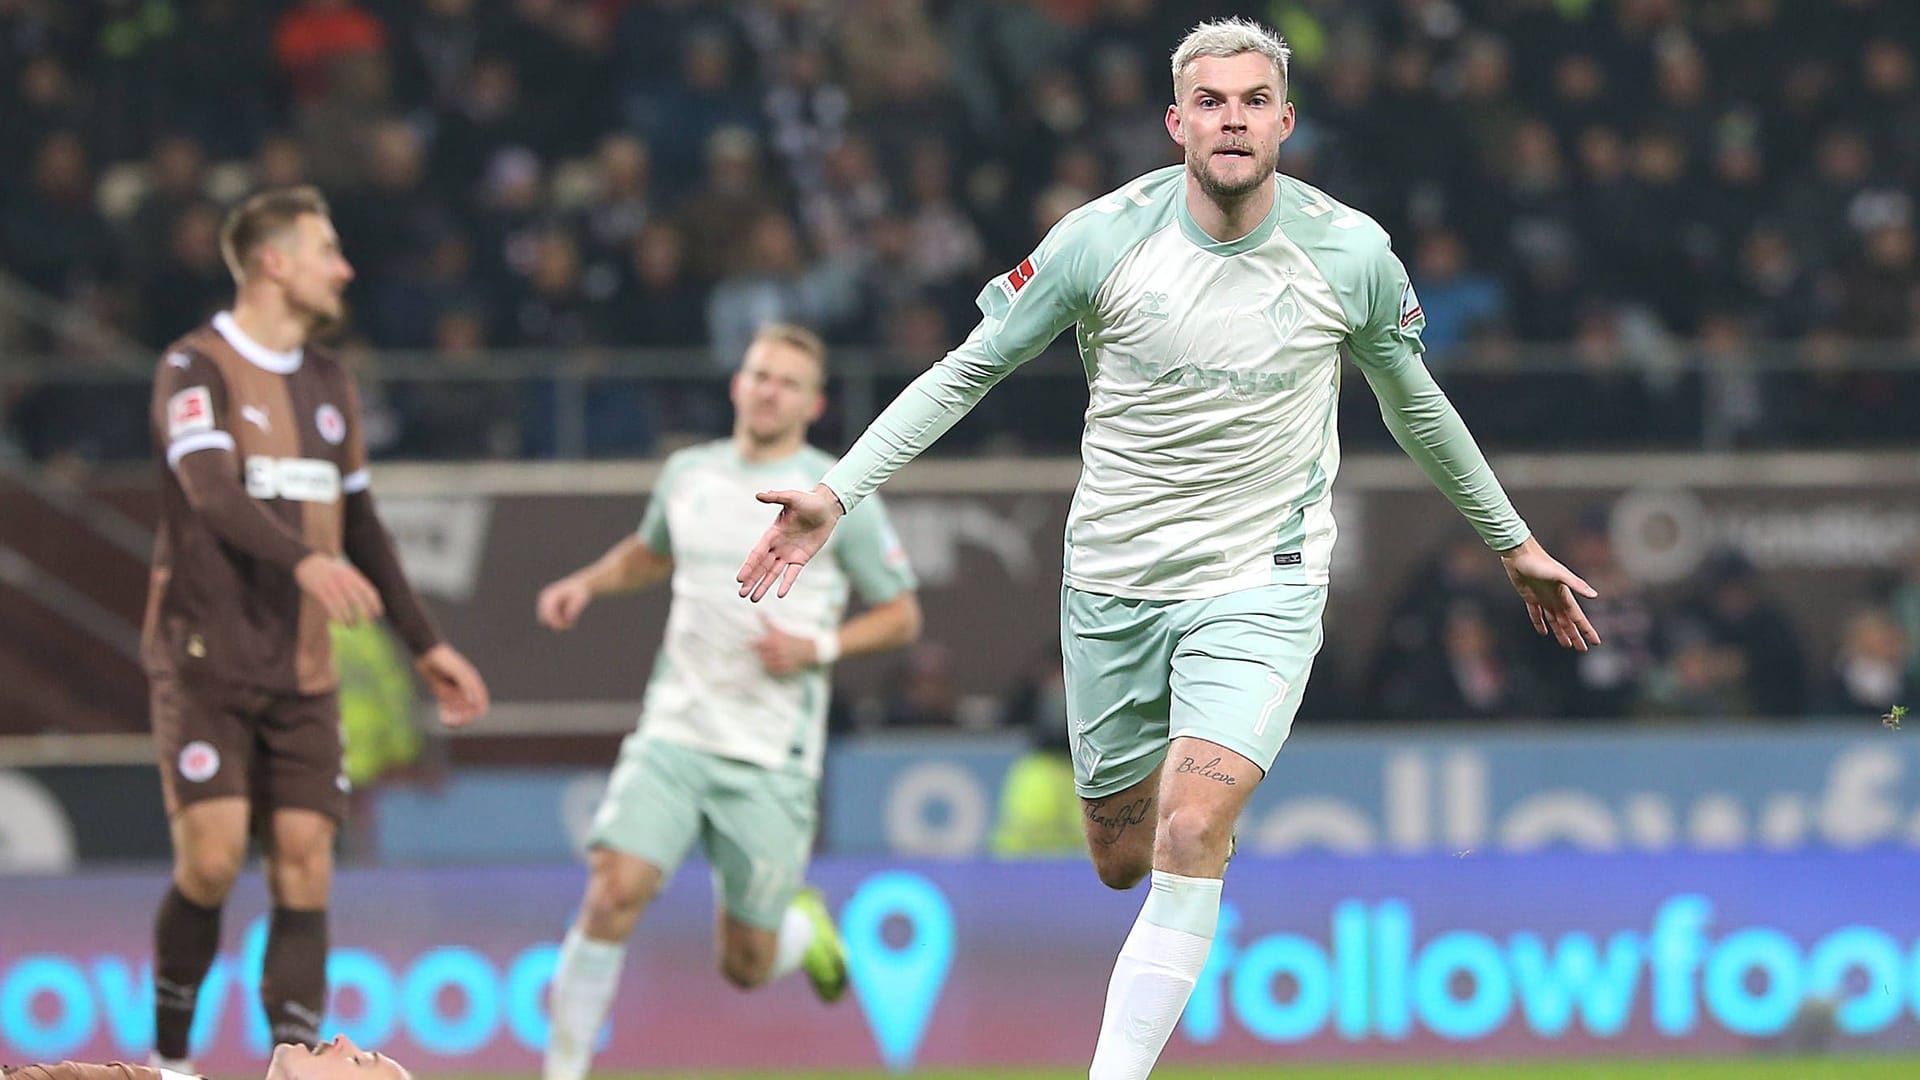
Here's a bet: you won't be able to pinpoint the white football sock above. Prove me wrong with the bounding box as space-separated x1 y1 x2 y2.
1089 871 1223 1080
545 927 626 1080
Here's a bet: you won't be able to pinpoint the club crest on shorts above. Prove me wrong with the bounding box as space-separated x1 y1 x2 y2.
315 403 347 445
179 740 221 783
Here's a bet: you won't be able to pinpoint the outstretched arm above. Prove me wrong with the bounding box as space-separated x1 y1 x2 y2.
740 211 1102 600
1349 236 1599 651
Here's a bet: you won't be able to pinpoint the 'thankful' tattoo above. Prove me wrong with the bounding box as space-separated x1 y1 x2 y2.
1084 796 1153 847
1174 756 1238 785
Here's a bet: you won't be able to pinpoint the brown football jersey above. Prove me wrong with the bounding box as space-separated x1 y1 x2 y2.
142 313 369 695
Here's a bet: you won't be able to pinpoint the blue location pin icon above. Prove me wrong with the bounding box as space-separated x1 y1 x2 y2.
841 871 955 1075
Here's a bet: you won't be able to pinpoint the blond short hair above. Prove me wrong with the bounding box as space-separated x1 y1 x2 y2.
221 185 331 284
1171 18 1292 100
750 322 828 380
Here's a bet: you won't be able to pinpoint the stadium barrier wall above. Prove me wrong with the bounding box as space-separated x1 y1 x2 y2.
2 851 1917 1073
57 453 1920 708
4 724 1914 871
360 725 1918 863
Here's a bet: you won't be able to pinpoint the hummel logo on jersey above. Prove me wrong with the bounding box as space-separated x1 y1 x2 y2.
994 257 1036 303
240 404 271 432
1140 291 1171 320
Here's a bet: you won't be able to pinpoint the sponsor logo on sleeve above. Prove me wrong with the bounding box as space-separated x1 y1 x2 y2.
993 257 1036 303
167 386 215 439
1399 281 1424 329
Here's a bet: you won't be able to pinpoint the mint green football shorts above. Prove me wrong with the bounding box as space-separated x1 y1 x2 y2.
587 734 817 930
1062 582 1327 799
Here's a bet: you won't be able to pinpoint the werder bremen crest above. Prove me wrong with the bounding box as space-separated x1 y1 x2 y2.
1269 282 1304 346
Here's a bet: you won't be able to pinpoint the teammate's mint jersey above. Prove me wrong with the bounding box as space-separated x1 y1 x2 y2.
638 440 914 776
821 166 1529 599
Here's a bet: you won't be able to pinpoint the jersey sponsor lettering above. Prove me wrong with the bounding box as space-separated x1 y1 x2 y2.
167 386 214 439
244 456 342 503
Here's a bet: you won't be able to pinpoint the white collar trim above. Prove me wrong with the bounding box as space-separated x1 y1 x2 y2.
213 311 303 374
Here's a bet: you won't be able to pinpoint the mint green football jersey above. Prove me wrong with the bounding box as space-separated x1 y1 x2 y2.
822 166 1528 600
639 441 914 776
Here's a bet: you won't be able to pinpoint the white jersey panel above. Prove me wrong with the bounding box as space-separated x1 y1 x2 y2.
638 444 848 777
1066 216 1348 597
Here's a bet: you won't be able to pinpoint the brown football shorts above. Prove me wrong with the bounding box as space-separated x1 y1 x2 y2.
151 675 349 824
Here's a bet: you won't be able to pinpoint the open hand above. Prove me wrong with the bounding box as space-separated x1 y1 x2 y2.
736 484 845 601
1499 537 1602 651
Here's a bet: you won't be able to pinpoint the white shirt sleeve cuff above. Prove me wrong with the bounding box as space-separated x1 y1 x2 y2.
166 430 235 468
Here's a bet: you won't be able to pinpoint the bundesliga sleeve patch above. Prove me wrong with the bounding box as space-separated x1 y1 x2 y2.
993 256 1036 303
1399 281 1424 329
168 386 215 439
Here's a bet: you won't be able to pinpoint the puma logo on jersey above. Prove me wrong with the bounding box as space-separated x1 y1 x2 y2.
240 404 271 432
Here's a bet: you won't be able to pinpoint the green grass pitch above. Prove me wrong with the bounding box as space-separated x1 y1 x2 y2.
448 1058 1920 1080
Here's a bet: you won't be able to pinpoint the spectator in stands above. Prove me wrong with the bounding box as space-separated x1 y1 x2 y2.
125 133 211 277
1635 617 1751 721
1409 228 1506 365
1550 509 1662 719
575 134 655 268
273 0 389 105
1819 607 1913 718
332 120 455 325
763 40 851 201
616 220 707 348
1376 599 1554 722
1838 221 1918 339
393 0 490 111
628 26 762 185
138 201 229 348
0 57 86 195
799 135 890 259
432 54 539 207
705 211 858 367
1695 550 1807 717
509 228 603 348
676 126 785 282
253 132 312 190
4 132 115 297
297 49 402 191
1696 310 1771 450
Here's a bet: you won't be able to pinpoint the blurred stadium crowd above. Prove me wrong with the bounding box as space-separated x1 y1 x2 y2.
2 0 1917 460
888 525 1920 737
1 0 1916 730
